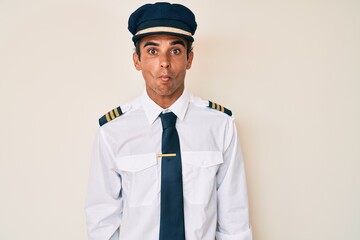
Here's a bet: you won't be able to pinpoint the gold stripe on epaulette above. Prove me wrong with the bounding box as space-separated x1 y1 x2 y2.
110 110 115 120
105 113 111 122
221 105 225 113
114 108 120 117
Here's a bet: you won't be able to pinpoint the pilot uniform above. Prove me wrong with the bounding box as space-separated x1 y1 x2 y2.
85 2 252 240
86 91 252 239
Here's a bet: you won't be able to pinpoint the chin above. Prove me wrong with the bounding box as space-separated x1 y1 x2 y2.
157 90 176 96
154 87 177 96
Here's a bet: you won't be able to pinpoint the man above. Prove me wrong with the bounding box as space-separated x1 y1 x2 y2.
85 2 252 240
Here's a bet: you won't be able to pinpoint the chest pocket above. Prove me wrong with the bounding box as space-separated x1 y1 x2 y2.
114 153 159 207
181 151 223 204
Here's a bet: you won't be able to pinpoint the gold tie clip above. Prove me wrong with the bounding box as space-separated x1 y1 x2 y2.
156 153 177 158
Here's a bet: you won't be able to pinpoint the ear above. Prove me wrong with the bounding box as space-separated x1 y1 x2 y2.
133 52 142 71
186 51 194 70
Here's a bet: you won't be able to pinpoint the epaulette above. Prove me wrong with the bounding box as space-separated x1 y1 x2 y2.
208 100 232 116
99 106 123 126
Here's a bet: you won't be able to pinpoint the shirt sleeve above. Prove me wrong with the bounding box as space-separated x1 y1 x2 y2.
85 128 123 240
216 118 253 240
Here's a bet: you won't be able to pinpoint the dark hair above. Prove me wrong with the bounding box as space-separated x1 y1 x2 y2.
135 38 193 60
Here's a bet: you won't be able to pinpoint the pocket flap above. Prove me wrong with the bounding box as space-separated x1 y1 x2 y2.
181 151 223 168
115 153 157 172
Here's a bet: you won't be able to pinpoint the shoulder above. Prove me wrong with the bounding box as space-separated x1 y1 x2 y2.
190 95 233 117
98 97 141 127
207 100 232 117
98 106 123 127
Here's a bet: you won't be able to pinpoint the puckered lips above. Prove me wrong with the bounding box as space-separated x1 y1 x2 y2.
158 72 173 82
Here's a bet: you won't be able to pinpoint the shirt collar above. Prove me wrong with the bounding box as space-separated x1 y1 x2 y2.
141 89 190 125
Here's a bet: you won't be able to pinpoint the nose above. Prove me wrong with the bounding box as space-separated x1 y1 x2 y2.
160 53 170 68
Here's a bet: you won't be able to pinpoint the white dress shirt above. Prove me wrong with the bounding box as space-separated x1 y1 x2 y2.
85 90 252 240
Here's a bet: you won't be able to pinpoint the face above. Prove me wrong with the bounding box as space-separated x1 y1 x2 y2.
133 34 194 108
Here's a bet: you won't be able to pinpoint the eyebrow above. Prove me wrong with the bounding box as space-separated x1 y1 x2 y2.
170 40 186 47
142 39 186 48
143 41 159 48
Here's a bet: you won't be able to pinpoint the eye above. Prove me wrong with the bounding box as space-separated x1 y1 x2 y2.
170 48 181 55
147 48 157 55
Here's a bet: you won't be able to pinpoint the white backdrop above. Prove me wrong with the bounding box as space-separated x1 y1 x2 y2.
0 0 359 239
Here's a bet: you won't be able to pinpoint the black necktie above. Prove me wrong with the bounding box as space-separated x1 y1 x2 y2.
159 112 185 240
